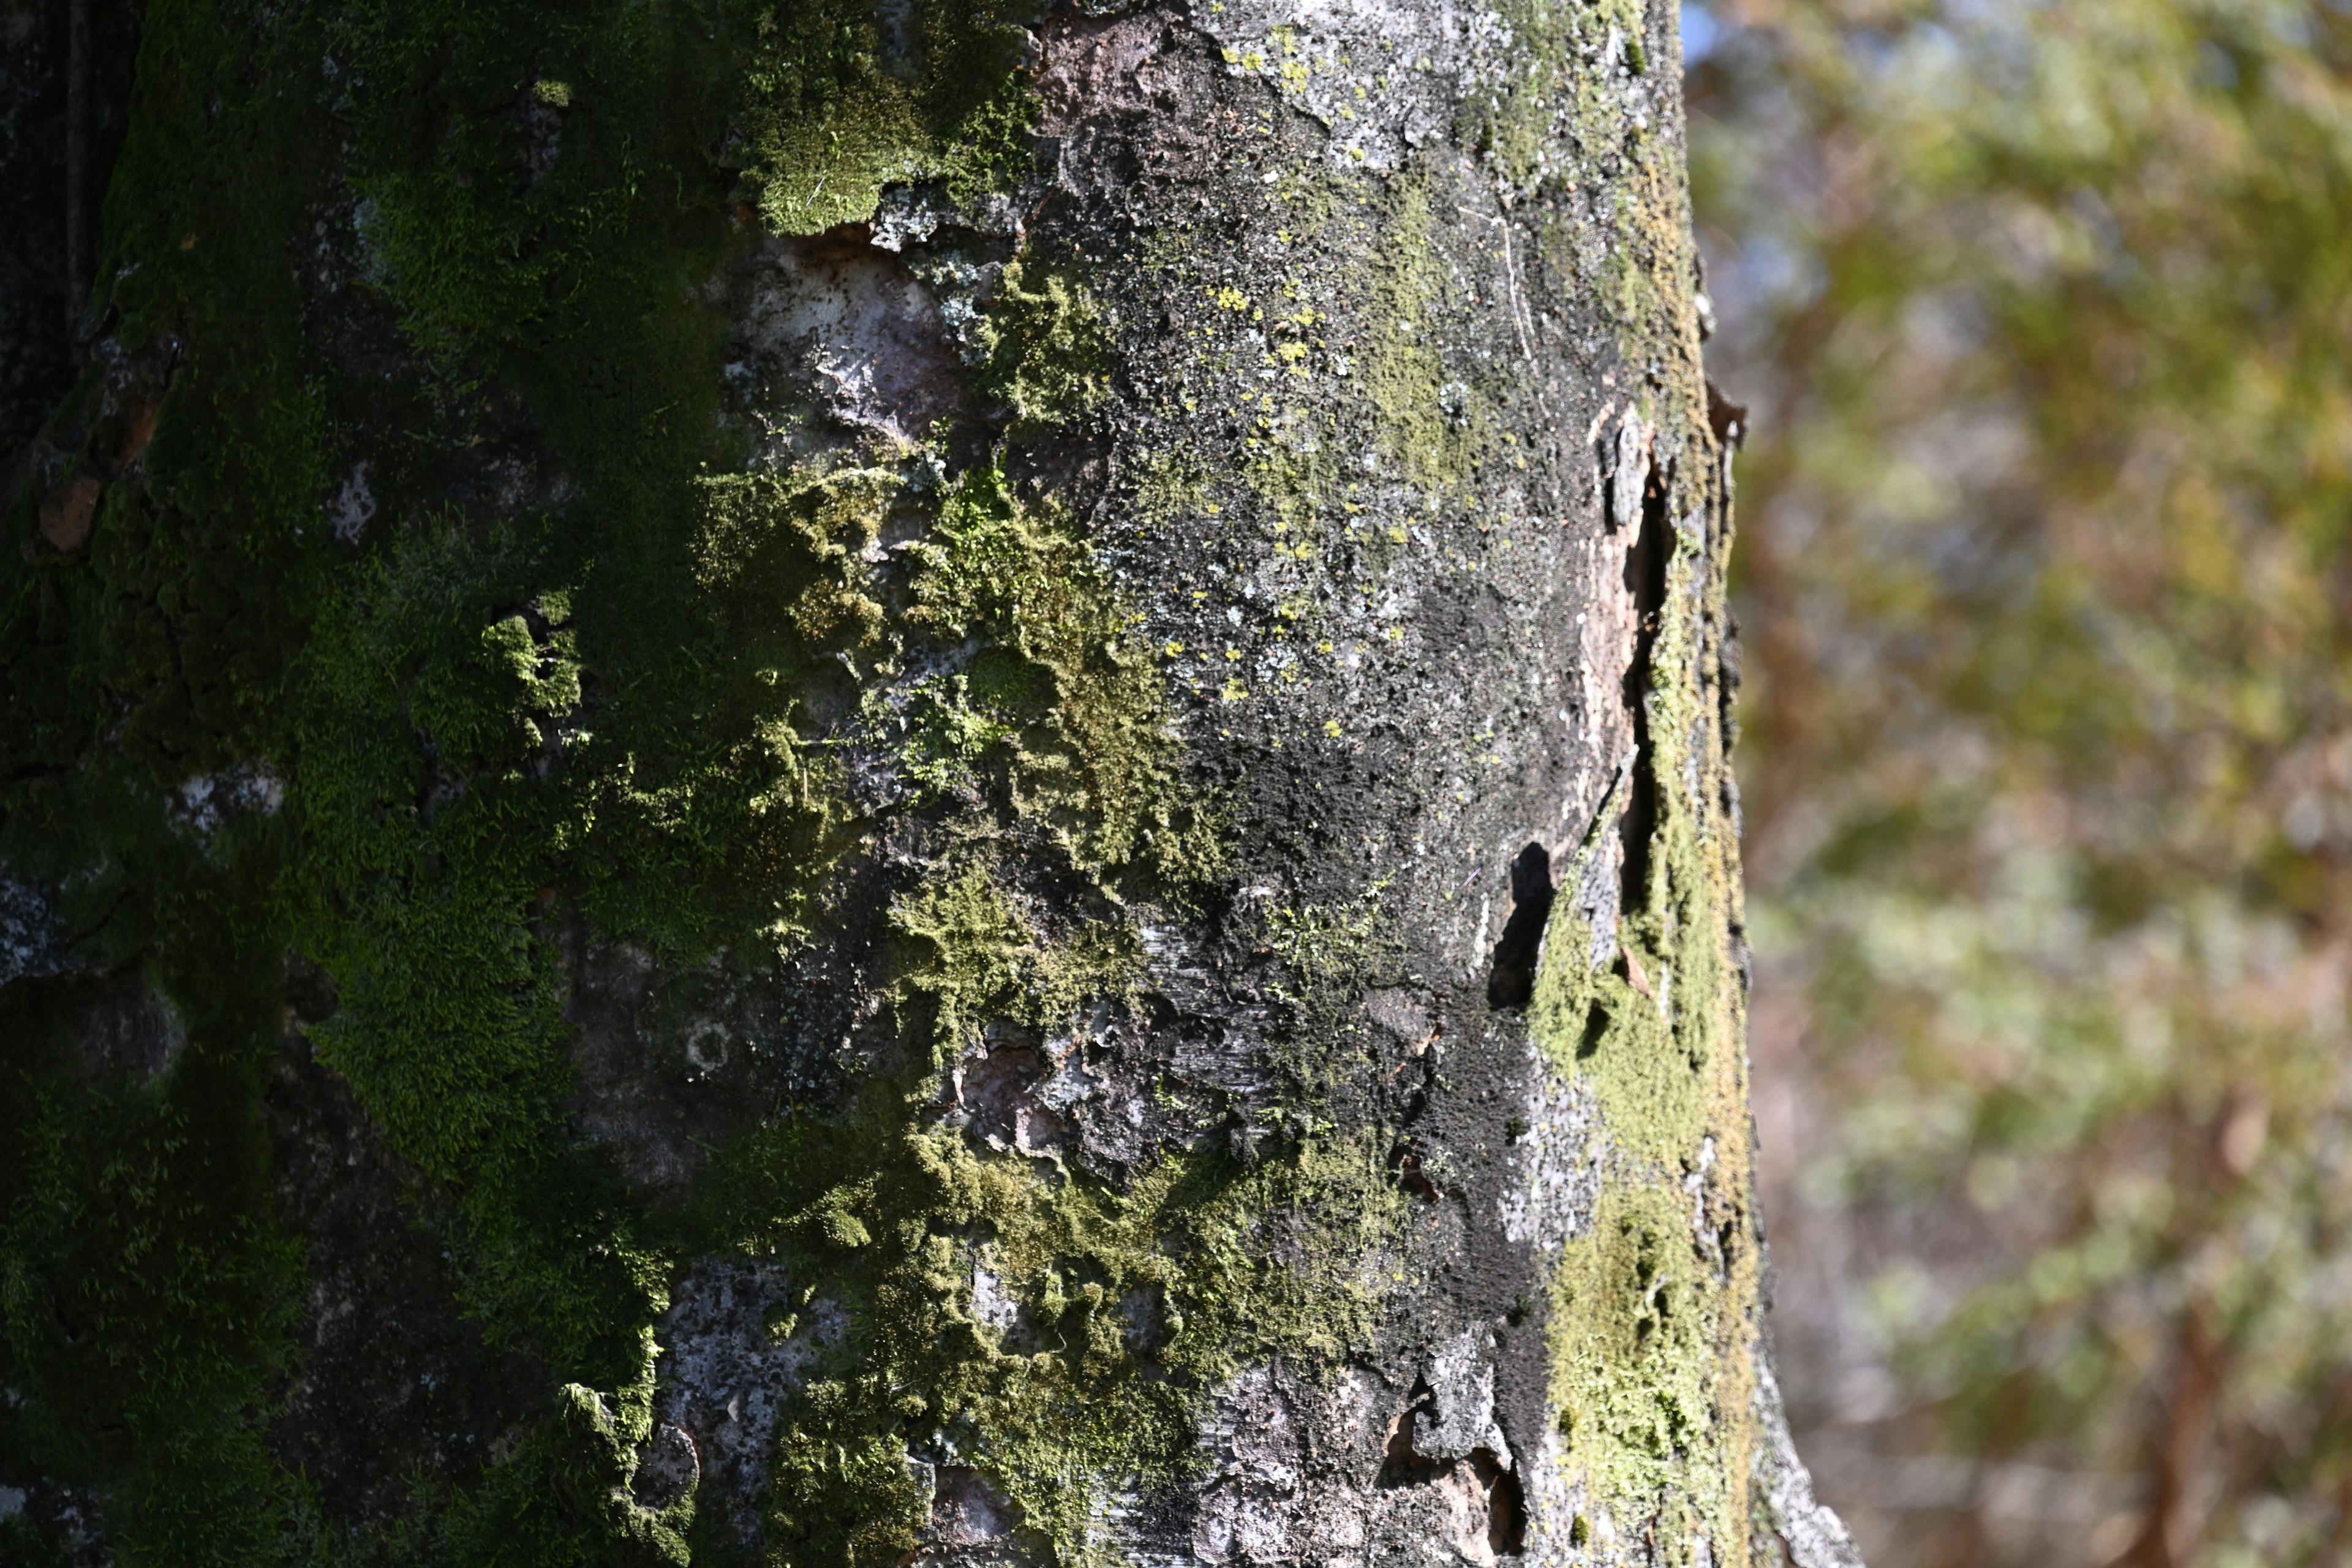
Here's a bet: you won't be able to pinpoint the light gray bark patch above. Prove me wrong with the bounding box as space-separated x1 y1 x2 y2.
1191 0 1512 172
917 1462 1039 1565
1752 1355 1864 1568
1607 410 1651 538
949 1025 1049 1151
730 227 970 451
61 973 186 1086
1499 1058 1603 1254
170 760 284 837
0 877 80 989
968 1253 1027 1343
941 1015 1098 1161
1418 1324 1513 1468
629 1422 699 1513
328 459 375 544
653 1260 843 1545
1195 1366 1307 1564
1554 754 1634 974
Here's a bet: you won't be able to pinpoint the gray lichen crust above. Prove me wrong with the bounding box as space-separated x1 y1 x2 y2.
0 2 1847 1566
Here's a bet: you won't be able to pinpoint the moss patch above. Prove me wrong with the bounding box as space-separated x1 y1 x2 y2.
1547 1185 1716 1495
737 2 1038 234
704 1109 1404 1567
1364 176 1488 493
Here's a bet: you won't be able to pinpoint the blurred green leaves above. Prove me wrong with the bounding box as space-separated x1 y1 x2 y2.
1694 1 2352 1561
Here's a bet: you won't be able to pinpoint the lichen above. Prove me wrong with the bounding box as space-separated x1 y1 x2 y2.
703 1105 1406 1568
1364 176 1489 493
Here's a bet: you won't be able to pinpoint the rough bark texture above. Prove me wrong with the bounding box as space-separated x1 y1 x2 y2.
0 4 1856 1567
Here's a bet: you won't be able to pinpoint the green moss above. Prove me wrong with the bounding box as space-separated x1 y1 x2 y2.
970 264 1112 432
886 855 1138 1072
1528 919 1705 1172
1243 425 1343 554
0 1021 311 1567
1365 178 1487 492
703 1109 1404 1568
738 2 1038 235
385 1345 696 1568
289 519 666 1381
0 2 355 1559
1547 1185 1717 1497
1 0 801 1553
907 468 1224 895
1253 883 1400 1136
575 459 892 946
1530 656 1754 1558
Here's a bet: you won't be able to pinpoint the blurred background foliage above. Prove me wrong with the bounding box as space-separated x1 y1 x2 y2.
1684 2 2352 1565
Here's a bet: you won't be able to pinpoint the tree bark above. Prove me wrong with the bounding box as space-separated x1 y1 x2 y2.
0 4 1856 1567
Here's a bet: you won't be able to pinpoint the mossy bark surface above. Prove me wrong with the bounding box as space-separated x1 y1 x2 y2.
0 4 1853 1566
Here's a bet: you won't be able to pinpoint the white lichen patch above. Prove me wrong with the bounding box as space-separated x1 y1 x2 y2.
1419 1324 1514 1466
1193 0 1513 172
731 232 971 451
0 878 75 989
329 460 375 545
1499 1054 1604 1253
652 1260 843 1540
172 761 286 837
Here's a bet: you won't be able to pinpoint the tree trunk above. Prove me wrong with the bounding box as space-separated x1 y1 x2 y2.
0 4 1856 1566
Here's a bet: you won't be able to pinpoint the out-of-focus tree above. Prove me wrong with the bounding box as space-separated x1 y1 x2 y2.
1688 3 2352 1566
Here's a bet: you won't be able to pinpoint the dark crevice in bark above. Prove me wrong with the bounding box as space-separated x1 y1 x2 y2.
65 0 91 344
1484 842 1555 1010
1 0 143 453
1377 1397 1527 1556
1376 1399 1441 1490
1619 453 1674 913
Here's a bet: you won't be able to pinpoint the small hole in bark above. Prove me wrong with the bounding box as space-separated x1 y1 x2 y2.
1577 1005 1609 1060
1472 1447 1528 1556
1376 1398 1441 1488
1395 1148 1441 1202
1484 843 1555 1010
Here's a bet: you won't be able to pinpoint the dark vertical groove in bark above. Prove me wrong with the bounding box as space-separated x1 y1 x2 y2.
64 0 91 349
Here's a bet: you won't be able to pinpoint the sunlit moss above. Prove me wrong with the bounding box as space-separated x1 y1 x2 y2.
739 2 1038 235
